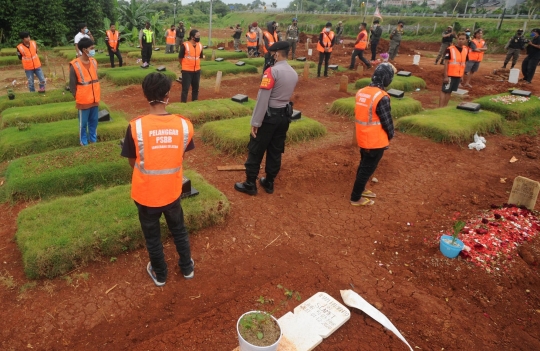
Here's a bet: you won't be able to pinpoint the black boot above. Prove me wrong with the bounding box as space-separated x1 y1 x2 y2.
259 177 274 194
234 181 257 195
502 63 507 69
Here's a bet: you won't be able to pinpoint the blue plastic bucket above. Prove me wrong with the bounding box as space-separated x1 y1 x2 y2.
439 235 464 258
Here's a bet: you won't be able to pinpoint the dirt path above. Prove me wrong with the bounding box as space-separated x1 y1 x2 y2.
1 37 540 351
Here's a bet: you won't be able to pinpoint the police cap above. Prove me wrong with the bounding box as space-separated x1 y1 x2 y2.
268 41 290 52
517 29 523 33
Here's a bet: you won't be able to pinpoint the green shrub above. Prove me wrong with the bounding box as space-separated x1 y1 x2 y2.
1 101 109 128
329 96 423 120
2 141 131 201
0 114 127 161
103 68 177 85
0 89 74 113
15 169 230 279
166 98 256 125
0 55 24 66
473 93 540 120
201 62 258 78
200 115 327 155
354 76 427 91
395 107 504 143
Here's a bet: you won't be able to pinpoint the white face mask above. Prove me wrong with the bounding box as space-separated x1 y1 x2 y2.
373 24 378 28
325 28 331 32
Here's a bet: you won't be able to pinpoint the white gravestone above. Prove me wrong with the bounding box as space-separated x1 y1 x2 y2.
508 176 540 210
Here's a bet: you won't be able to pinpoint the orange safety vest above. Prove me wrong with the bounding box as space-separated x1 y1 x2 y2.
106 30 119 50
354 86 390 149
166 29 176 45
17 41 41 70
246 32 258 47
129 114 194 207
354 30 368 50
317 30 335 53
181 41 203 72
447 45 469 78
468 39 486 61
70 57 100 105
262 31 279 54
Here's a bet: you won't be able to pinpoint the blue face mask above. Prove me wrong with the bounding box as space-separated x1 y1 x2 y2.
87 49 96 57
84 28 89 34
531 33 536 38
466 32 471 36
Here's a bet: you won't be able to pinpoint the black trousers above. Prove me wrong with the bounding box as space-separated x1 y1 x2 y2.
521 55 540 83
108 48 123 68
245 113 290 183
181 70 201 103
263 52 273 73
350 49 371 69
370 40 379 61
137 199 192 281
141 44 152 64
318 52 331 76
350 148 385 201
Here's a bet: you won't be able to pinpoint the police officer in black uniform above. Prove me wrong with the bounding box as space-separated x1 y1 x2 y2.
502 29 528 69
235 41 299 195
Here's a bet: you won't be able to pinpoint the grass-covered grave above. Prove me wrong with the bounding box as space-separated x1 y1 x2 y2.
166 98 256 125
473 93 540 120
329 96 423 119
0 89 73 113
354 75 427 91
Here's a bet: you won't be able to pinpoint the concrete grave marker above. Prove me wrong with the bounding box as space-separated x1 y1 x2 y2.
452 88 469 96
508 176 540 210
277 292 350 351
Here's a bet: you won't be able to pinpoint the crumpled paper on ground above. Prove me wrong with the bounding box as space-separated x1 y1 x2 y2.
340 290 413 351
468 132 487 151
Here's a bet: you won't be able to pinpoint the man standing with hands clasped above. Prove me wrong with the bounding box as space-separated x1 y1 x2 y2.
317 22 335 77
286 18 299 60
179 29 203 103
439 32 469 107
234 42 298 196
370 19 382 62
105 23 123 68
17 32 46 93
139 21 155 68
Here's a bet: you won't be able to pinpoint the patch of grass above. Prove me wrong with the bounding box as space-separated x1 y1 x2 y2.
0 89 73 113
473 93 540 121
395 107 504 143
200 115 327 156
200 62 258 78
242 58 315 69
2 141 131 201
501 115 540 137
104 68 177 85
354 76 427 91
126 50 182 62
329 96 423 120
0 270 16 290
204 50 248 61
1 101 109 128
0 55 25 66
0 114 127 161
0 48 17 57
57 50 113 65
16 169 230 279
19 282 37 293
166 98 256 125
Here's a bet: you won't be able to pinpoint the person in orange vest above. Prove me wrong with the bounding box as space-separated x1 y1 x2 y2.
164 24 176 54
462 28 487 88
105 23 123 68
439 32 469 108
121 72 195 287
16 32 45 93
262 21 279 72
317 22 335 77
246 25 259 57
178 29 203 103
349 23 372 70
350 64 394 206
68 38 101 146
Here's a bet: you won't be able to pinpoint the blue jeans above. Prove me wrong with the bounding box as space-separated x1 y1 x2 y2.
25 67 46 92
78 106 99 146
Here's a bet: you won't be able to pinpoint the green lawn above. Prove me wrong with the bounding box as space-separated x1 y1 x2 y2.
0 55 24 66
0 89 74 113
102 67 177 85
200 115 327 156
0 114 127 161
166 98 256 125
395 107 504 143
473 93 540 121
15 169 230 279
355 75 427 91
204 50 247 61
57 50 113 65
200 61 258 78
1 141 131 201
1 101 109 128
242 58 315 69
0 48 17 56
329 96 423 120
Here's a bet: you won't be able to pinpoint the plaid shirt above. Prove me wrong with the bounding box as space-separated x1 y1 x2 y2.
370 83 394 140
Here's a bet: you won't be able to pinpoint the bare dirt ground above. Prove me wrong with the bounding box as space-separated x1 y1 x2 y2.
1 32 540 351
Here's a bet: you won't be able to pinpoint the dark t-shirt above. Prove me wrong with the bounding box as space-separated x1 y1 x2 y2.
526 36 540 59
176 27 185 38
442 31 456 43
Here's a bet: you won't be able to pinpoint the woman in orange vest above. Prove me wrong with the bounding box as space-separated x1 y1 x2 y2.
178 29 204 103
462 28 487 88
16 32 45 93
349 23 372 70
165 25 176 54
246 25 259 57
317 22 335 77
439 32 469 107
68 37 101 146
105 23 123 68
350 64 395 206
121 72 195 287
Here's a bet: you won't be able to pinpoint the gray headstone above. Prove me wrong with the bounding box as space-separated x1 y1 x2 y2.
508 176 540 210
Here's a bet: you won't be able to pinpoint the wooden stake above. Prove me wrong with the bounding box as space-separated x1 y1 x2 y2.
211 49 216 61
215 71 222 93
357 64 363 74
305 38 310 51
339 75 348 93
303 61 309 80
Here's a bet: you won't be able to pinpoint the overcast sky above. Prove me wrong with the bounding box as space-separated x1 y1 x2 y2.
181 0 293 9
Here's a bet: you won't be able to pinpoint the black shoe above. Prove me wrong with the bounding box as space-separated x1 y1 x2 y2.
439 62 444 65
234 181 257 195
259 177 274 194
434 61 438 65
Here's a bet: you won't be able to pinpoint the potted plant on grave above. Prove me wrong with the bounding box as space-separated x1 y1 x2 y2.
237 311 282 351
440 220 466 258
7 89 15 100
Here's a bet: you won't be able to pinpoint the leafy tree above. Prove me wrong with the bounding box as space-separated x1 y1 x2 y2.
0 0 16 44
63 0 105 38
118 0 155 31
11 0 68 46
149 2 175 18
101 0 119 23
271 2 278 8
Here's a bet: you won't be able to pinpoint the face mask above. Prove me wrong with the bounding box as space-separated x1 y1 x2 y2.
466 32 471 36
194 37 200 42
325 28 330 32
373 24 378 28
251 29 255 32
87 49 95 57
84 28 89 34
149 97 169 105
